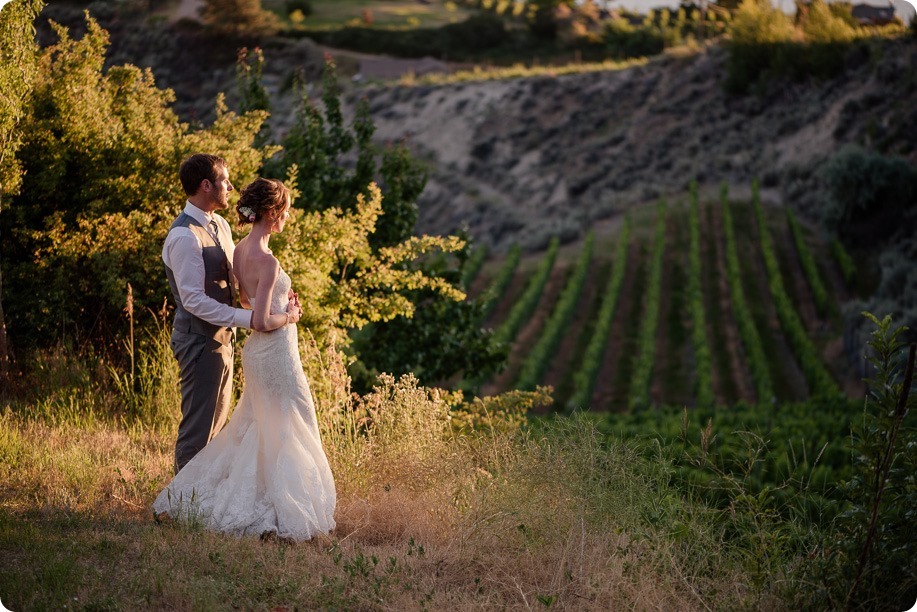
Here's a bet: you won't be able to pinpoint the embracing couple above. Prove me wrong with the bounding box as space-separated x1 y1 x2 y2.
152 153 336 542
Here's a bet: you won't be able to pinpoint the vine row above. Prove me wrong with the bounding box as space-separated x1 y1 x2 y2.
480 244 521 320
629 200 667 411
460 245 488 290
568 219 630 409
494 238 559 345
831 238 856 287
689 182 715 407
721 183 774 403
517 233 595 391
752 181 839 398
786 209 829 316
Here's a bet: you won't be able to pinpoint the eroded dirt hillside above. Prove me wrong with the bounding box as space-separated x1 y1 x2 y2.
352 42 917 251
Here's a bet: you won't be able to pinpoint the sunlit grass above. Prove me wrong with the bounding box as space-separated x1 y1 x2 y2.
0 339 748 609
393 57 650 86
273 0 473 30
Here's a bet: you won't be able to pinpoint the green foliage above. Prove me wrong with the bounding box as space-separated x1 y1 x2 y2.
494 237 559 345
517 232 593 391
236 46 270 114
347 241 508 391
460 245 487 290
273 59 421 249
450 386 552 434
721 183 774 403
602 17 665 58
201 0 280 37
751 181 839 397
725 0 868 93
806 314 917 609
821 145 917 247
786 208 830 317
568 219 629 410
479 244 521 320
831 238 856 287
4 14 274 350
629 199 667 411
297 13 510 61
688 182 714 407
270 58 499 382
0 0 43 202
1 16 470 372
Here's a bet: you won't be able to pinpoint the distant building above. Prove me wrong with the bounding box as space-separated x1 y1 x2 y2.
851 3 896 24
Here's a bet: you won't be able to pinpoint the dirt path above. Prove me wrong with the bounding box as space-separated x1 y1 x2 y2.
482 262 568 396
591 239 646 412
704 201 750 405
541 251 606 408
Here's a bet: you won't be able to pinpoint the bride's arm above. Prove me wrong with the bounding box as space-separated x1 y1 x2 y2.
251 259 299 332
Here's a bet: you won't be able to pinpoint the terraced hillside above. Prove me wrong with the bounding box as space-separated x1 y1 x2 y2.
464 183 863 411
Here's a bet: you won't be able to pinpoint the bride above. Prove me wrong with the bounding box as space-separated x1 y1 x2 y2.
153 178 336 541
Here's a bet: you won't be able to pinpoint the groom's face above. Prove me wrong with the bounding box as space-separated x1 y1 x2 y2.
208 165 233 210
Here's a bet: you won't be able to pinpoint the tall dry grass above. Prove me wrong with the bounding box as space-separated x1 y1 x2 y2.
0 326 750 609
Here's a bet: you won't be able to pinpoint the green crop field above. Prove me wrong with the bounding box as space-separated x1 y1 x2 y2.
466 184 862 411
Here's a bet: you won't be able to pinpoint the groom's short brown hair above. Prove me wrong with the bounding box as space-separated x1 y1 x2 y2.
179 153 227 196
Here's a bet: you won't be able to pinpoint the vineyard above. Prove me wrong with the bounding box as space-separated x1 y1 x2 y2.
464 184 860 411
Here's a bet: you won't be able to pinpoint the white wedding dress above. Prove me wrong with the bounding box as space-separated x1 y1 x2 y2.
153 269 336 540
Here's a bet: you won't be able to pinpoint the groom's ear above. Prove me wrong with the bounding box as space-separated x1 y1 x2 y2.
199 179 212 193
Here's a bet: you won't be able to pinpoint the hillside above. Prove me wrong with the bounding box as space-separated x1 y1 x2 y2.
352 42 917 251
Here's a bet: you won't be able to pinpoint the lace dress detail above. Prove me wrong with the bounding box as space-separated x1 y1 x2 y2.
153 268 336 540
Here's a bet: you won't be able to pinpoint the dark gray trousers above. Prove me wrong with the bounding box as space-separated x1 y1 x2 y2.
170 329 234 474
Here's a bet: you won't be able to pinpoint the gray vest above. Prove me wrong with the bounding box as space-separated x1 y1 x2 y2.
165 213 235 344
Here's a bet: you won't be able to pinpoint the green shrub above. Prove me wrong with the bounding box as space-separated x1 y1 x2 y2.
821 145 917 247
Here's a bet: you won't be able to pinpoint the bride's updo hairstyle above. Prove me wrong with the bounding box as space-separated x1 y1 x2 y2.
236 178 291 225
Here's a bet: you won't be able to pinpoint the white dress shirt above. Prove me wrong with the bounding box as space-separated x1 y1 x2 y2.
162 202 252 330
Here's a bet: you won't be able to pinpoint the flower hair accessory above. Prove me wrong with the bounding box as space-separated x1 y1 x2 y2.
239 205 256 222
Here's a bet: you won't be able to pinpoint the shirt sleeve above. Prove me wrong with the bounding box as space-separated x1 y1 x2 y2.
163 228 252 330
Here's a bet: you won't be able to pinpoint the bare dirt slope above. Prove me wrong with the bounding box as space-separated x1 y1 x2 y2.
351 42 917 252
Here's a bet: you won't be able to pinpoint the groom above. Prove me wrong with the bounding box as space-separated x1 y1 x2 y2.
162 153 253 474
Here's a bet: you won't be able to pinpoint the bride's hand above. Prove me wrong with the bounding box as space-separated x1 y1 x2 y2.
285 300 302 325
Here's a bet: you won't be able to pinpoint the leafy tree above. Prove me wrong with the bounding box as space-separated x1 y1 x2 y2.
2 15 466 369
0 0 43 379
348 241 508 393
3 13 274 353
270 59 506 387
200 0 280 37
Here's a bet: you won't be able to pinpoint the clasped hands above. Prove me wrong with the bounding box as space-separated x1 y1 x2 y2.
286 289 303 325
